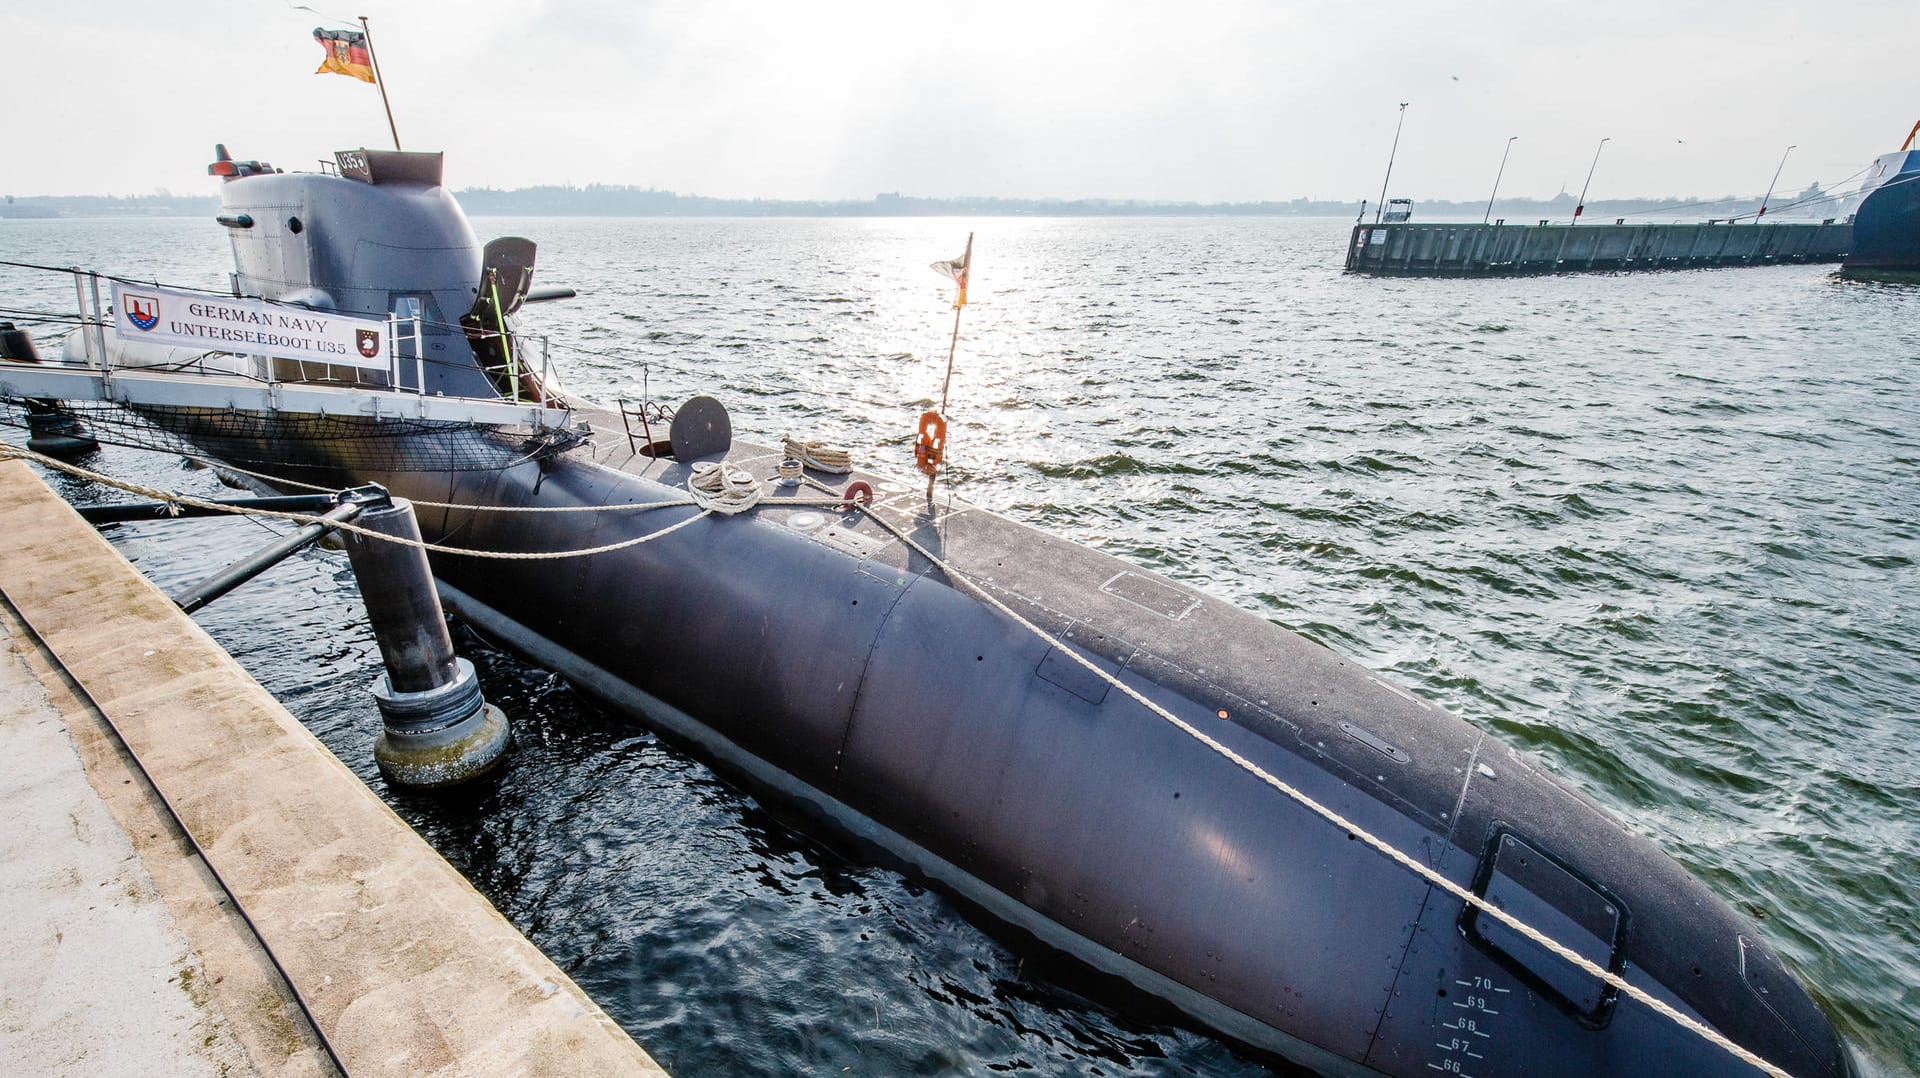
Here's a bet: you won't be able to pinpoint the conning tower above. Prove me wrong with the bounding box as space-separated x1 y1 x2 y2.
208 145 499 399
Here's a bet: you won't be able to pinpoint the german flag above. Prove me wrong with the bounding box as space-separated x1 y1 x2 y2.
313 28 375 83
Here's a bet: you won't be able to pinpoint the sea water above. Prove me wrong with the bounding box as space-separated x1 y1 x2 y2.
2 215 1915 1076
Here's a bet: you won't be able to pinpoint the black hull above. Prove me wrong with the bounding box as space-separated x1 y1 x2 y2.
1841 154 1920 276
154 406 1849 1078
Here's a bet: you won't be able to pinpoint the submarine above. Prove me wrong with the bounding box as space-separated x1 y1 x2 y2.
0 146 1858 1078
1841 118 1920 279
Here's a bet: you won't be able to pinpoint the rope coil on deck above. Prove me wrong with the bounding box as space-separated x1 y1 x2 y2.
782 435 851 474
686 461 763 515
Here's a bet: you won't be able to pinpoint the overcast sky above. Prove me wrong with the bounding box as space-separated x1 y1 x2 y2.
5 1 1914 203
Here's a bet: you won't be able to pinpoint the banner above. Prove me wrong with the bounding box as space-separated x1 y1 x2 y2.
110 282 390 370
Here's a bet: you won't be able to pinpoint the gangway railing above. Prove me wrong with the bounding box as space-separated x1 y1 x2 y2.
0 260 573 430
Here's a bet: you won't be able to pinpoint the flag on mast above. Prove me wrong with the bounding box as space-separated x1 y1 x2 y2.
313 28 376 83
930 236 972 309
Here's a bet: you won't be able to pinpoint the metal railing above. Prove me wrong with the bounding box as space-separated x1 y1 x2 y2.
4 260 563 408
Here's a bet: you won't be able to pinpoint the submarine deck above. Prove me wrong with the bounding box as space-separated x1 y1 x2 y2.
562 406 1494 852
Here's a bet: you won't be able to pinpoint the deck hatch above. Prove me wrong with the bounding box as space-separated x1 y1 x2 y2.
1463 831 1626 1025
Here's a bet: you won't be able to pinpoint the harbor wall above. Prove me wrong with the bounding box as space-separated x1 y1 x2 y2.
1345 219 1852 276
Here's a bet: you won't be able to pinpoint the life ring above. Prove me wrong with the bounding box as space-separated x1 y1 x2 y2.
915 410 947 478
838 480 874 512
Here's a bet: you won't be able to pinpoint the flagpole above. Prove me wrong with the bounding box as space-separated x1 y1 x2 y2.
938 308 962 414
927 305 961 500
930 232 972 499
359 15 402 151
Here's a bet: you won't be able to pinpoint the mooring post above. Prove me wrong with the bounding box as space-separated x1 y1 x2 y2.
340 497 509 787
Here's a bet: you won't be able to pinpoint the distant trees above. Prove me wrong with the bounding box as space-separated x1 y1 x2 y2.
0 185 1845 221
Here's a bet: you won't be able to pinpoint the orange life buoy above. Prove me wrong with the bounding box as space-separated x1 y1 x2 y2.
915 410 947 477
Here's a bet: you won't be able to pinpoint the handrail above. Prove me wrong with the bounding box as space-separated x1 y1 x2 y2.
1 259 569 412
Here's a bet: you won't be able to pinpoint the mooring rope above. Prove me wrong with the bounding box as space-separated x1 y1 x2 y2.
0 439 1795 1076
176 453 751 515
0 445 831 560
849 503 1794 1078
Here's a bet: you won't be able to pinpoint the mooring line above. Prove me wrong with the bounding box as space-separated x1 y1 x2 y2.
1 445 832 560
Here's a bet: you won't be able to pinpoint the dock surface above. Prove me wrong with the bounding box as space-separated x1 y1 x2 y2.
1345 219 1850 276
0 459 668 1077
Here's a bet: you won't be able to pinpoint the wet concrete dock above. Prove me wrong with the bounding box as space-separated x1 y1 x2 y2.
0 459 668 1077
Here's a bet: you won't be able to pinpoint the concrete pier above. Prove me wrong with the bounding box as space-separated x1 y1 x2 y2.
0 459 667 1077
1345 219 1852 276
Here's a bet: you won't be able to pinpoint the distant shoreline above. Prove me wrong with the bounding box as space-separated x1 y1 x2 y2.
2 185 1850 222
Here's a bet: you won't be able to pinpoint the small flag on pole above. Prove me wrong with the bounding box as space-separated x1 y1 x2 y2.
313 28 376 83
930 236 972 309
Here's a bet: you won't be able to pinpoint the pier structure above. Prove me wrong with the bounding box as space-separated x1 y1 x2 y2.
1345 219 1852 276
0 458 667 1077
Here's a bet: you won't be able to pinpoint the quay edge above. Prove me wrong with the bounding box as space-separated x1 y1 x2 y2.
0 458 668 1078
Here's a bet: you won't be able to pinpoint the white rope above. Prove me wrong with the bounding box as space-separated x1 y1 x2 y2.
5 444 850 558
851 503 1794 1078
4 445 714 559
687 460 763 515
183 454 693 514
783 435 851 474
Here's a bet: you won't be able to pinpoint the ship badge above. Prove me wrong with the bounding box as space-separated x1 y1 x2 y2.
125 294 160 332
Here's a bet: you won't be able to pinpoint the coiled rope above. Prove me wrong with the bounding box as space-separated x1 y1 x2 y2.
687 460 763 515
783 435 850 474
848 503 1795 1078
0 440 1796 1076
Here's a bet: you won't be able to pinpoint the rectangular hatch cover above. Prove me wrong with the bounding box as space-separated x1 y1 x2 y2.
1463 831 1626 1024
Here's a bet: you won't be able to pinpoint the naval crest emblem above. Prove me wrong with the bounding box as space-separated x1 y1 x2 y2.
125 293 160 332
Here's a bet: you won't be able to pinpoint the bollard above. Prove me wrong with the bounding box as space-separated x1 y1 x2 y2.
340 497 509 787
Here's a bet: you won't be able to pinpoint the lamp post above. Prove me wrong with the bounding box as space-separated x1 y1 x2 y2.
1757 144 1796 220
1573 136 1609 224
1484 136 1518 224
1373 102 1409 225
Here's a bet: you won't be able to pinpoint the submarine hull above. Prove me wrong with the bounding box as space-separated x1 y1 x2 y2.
145 406 1850 1078
1842 149 1920 278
